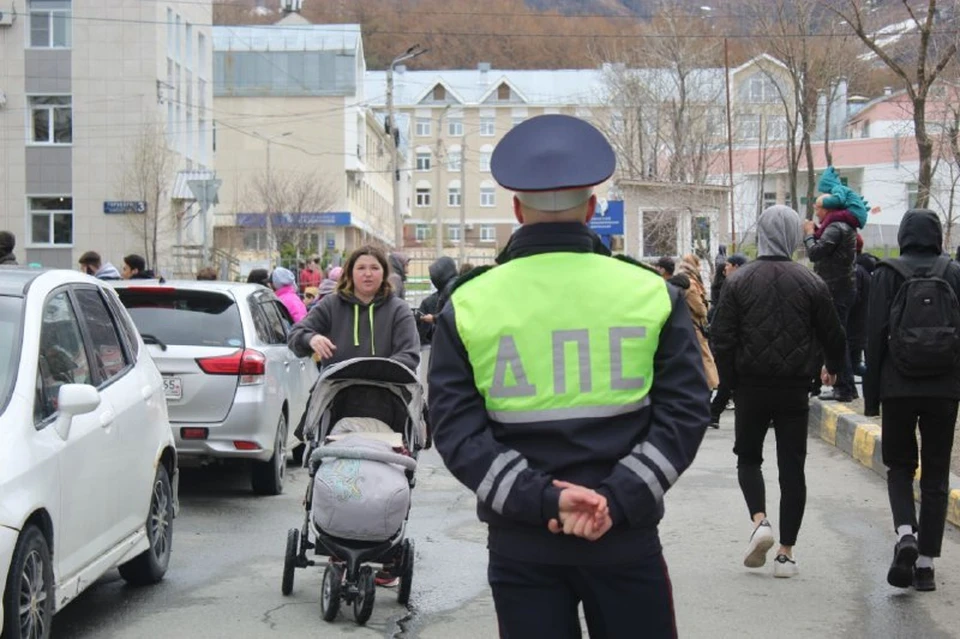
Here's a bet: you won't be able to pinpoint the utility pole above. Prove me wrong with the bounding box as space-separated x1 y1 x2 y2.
256 130 291 268
435 107 448 259
723 38 736 252
387 44 428 252
459 128 467 265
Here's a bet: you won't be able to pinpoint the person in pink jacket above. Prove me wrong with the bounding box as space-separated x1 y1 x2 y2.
272 267 307 323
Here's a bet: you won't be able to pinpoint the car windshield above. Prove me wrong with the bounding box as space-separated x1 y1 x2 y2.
0 296 24 413
116 288 244 348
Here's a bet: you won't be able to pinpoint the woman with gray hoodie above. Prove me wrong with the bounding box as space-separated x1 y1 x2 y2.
288 245 420 373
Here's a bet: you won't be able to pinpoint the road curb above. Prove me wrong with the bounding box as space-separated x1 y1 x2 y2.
808 398 960 529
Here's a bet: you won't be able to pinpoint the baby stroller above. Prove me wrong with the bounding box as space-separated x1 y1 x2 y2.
280 357 426 625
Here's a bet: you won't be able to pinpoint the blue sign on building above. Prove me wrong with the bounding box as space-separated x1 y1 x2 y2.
236 212 352 228
104 201 147 214
589 200 624 235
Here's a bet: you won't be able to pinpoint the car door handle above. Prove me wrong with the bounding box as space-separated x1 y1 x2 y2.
300 361 306 370
284 361 291 370
100 410 116 428
141 385 153 401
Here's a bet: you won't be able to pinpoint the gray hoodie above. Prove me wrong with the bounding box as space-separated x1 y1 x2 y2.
95 262 122 280
757 205 802 258
288 289 420 372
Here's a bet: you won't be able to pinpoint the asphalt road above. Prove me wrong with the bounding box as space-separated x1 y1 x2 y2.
51 410 960 639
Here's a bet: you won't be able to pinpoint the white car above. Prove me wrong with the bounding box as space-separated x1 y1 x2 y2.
0 268 178 639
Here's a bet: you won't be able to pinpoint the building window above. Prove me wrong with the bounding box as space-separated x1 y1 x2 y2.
198 117 207 165
479 146 493 172
415 224 430 242
767 116 788 140
197 33 207 77
738 114 761 141
432 85 446 101
480 117 496 136
480 185 496 207
763 192 777 209
448 118 463 136
448 186 461 207
448 225 462 242
416 118 431 136
748 73 778 103
416 152 431 171
512 116 525 129
29 0 71 48
29 197 73 245
480 225 496 242
416 187 431 207
185 22 193 70
243 230 265 251
447 150 462 171
28 96 71 144
175 14 181 59
907 182 919 209
498 84 511 101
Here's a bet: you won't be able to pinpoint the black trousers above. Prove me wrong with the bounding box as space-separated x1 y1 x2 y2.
710 380 733 422
831 287 858 398
488 551 677 639
881 397 959 557
734 386 810 546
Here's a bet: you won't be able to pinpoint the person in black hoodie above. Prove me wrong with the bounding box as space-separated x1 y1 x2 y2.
864 209 960 593
713 205 845 577
0 231 17 265
416 256 458 346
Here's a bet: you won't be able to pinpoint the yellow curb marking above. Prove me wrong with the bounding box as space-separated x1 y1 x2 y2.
853 424 881 467
948 490 960 529
820 410 837 446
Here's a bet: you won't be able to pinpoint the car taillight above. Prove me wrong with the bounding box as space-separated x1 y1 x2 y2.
234 441 261 451
196 349 265 385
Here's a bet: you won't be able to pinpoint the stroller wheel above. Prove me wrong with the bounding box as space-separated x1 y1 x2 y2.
281 528 299 596
353 566 376 626
398 539 415 606
321 562 344 622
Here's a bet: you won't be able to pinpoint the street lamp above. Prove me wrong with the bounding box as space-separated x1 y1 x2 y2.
253 130 292 268
386 44 428 251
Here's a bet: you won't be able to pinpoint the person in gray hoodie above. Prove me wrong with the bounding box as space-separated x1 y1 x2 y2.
288 245 420 372
712 205 846 578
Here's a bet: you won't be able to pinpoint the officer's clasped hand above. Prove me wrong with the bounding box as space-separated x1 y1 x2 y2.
547 480 613 542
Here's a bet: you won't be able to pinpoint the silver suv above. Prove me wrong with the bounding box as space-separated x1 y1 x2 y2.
112 281 317 495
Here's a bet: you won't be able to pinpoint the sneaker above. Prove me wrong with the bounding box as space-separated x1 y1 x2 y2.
914 566 936 592
744 519 775 568
819 392 855 403
375 569 400 588
709 420 720 429
887 535 919 588
773 554 798 578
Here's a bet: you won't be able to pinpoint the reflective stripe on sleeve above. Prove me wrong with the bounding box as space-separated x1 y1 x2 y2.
490 459 529 515
476 450 521 503
619 455 665 503
636 441 680 486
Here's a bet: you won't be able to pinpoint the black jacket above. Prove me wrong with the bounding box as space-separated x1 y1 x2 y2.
864 210 960 415
804 221 857 294
848 262 872 351
429 223 709 565
712 256 846 389
416 257 458 345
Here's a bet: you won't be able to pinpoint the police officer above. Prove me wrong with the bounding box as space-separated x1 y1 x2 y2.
428 114 710 638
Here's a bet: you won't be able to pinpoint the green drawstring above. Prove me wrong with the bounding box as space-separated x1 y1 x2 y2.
353 305 359 347
369 305 376 355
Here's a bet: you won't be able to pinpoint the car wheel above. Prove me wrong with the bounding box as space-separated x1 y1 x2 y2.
251 413 287 496
118 465 174 586
2 526 53 639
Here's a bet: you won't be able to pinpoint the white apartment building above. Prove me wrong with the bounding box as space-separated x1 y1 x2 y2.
211 16 395 275
0 0 214 274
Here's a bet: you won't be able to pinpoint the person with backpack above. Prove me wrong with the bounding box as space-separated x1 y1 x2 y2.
864 209 960 593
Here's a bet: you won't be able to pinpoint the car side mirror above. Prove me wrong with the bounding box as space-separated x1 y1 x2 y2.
53 384 101 441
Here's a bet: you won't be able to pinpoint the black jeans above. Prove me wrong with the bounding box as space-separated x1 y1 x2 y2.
734 386 810 546
710 380 733 422
488 551 677 639
831 287 857 398
881 397 959 557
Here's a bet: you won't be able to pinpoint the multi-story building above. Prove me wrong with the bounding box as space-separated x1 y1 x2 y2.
0 0 214 274
211 14 395 276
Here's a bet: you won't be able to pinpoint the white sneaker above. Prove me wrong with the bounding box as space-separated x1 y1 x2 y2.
744 519 775 568
774 553 798 578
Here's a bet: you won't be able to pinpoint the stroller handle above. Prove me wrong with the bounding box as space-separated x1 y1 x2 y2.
309 445 418 471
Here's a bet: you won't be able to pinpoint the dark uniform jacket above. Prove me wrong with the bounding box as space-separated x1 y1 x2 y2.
428 223 709 565
712 257 846 389
864 210 960 415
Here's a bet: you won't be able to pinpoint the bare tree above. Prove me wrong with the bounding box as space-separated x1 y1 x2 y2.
832 0 958 208
117 124 175 270
247 169 340 261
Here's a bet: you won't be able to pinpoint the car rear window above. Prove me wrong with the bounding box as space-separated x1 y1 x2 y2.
0 296 24 413
116 288 244 348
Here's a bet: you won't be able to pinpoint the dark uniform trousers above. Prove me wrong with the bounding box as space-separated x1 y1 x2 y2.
488 551 677 639
882 397 959 557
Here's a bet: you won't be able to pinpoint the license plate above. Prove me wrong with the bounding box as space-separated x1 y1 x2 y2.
163 377 182 400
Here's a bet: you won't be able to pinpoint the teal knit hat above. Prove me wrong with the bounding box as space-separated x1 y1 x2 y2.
816 166 868 228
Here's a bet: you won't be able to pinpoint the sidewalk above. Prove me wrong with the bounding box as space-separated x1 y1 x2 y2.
808 398 960 530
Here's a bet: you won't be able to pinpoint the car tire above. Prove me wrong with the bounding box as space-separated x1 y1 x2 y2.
251 413 287 496
118 465 174 586
2 526 54 639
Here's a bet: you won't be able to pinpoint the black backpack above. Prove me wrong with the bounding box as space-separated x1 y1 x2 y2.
882 255 960 377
